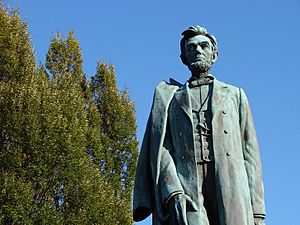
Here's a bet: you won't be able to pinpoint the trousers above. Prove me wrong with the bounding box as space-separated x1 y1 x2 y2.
197 162 220 225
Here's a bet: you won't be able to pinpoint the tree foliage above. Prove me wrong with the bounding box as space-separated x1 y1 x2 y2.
0 3 138 224
0 3 35 82
90 62 139 223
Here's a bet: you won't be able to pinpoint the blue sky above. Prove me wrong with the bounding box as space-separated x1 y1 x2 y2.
7 0 300 224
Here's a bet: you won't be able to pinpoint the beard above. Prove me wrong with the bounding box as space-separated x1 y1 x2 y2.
188 60 212 75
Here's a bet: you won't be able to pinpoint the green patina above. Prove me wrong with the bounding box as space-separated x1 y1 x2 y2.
133 25 266 225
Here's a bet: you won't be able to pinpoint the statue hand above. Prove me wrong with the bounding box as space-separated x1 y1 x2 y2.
168 194 198 225
254 217 266 225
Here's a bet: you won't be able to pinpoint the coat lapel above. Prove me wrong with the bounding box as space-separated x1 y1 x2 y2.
174 82 193 125
211 79 228 160
211 79 228 116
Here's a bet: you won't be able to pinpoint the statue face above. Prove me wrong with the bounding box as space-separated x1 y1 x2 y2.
185 35 214 67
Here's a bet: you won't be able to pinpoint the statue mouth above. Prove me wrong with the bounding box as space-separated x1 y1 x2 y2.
194 55 206 61
193 58 206 63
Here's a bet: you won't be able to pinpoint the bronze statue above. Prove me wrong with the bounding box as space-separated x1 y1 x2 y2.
133 25 266 225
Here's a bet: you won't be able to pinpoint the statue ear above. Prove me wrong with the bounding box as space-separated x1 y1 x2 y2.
211 51 218 64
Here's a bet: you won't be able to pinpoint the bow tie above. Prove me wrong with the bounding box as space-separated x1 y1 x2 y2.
188 75 214 88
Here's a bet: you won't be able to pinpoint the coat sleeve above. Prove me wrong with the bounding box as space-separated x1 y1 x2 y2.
133 81 181 222
159 120 184 206
239 88 266 217
133 117 153 222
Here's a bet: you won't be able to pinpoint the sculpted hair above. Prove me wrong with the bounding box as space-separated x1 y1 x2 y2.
180 25 218 65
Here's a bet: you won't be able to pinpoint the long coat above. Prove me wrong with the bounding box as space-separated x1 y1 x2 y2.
133 78 266 225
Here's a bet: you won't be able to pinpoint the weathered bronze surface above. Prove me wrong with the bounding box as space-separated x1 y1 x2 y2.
133 25 266 225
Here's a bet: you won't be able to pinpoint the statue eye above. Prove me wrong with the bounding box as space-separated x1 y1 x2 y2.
188 44 196 51
201 43 210 49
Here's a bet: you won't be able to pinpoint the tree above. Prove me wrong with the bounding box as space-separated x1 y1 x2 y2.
0 3 36 224
90 62 138 224
0 3 138 224
43 32 129 224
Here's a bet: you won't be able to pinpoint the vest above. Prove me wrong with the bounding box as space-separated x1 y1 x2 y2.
189 80 214 163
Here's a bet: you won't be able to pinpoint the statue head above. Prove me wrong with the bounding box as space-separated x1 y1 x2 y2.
180 25 218 75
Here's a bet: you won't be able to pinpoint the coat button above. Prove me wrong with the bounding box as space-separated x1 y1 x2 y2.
224 130 228 134
222 110 226 114
179 132 183 136
226 152 230 156
181 155 185 160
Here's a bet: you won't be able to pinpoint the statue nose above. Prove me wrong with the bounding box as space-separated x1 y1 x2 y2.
195 45 204 53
